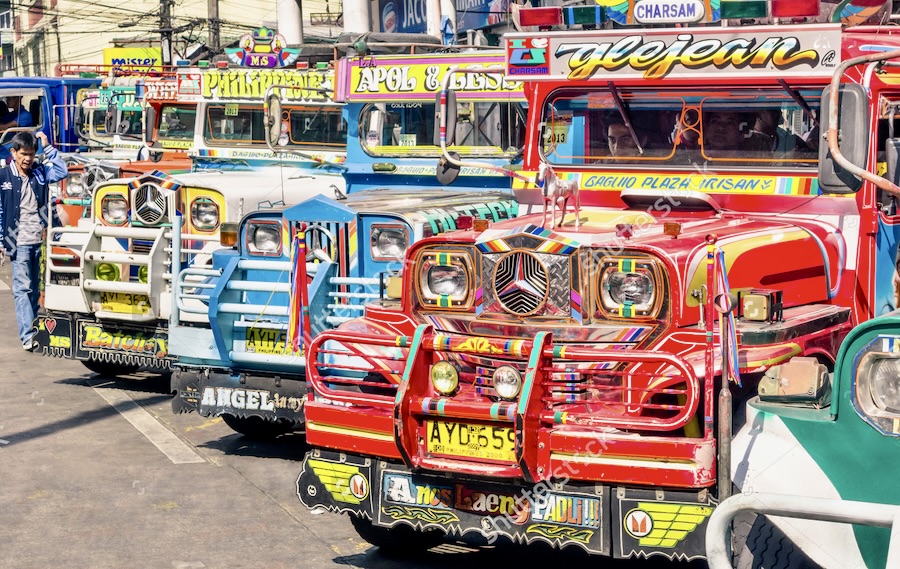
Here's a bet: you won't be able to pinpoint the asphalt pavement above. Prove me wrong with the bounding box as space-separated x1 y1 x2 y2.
0 260 707 569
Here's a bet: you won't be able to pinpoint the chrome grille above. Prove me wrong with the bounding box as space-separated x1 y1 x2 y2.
493 251 548 315
132 183 167 225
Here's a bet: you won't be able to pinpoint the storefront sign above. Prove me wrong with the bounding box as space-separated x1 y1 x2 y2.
224 26 301 68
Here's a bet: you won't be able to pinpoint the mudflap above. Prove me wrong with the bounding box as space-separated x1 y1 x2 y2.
39 313 172 368
298 450 613 555
33 312 74 358
172 369 306 426
612 487 715 561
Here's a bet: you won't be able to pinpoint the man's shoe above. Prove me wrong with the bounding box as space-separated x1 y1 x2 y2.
22 340 38 352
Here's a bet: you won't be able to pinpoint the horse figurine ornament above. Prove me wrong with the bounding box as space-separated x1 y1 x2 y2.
537 162 580 229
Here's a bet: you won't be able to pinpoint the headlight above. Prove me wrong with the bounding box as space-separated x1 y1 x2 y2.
138 265 148 284
101 195 128 225
493 365 521 400
417 251 473 308
431 361 459 395
65 173 84 197
598 257 662 318
371 225 409 261
95 262 120 281
190 197 219 231
857 352 900 417
247 222 282 256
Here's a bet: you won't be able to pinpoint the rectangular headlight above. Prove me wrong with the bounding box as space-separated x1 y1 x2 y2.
370 224 409 261
246 221 282 257
855 351 900 436
417 251 472 308
101 195 128 225
598 256 662 319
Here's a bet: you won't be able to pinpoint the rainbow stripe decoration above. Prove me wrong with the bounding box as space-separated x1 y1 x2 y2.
127 170 182 192
476 224 581 254
716 248 742 387
287 230 308 354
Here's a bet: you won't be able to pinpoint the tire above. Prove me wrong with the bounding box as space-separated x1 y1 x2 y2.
221 414 293 440
736 515 821 569
81 360 140 377
349 515 444 556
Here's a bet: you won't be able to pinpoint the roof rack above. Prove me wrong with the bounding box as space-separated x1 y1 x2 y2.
54 64 180 79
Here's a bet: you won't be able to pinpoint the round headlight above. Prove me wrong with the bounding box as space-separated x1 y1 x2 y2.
599 260 660 318
608 272 653 304
492 365 522 400
138 265 148 284
426 265 467 298
371 226 408 260
431 361 459 395
66 173 84 198
250 224 280 254
95 262 120 281
191 198 219 230
101 196 128 225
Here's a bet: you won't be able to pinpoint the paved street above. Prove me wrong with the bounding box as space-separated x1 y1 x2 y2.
0 262 707 569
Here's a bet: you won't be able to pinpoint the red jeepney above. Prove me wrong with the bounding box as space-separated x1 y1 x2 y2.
295 3 900 564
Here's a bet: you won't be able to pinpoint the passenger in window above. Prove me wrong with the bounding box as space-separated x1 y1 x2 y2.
747 109 808 153
607 120 647 158
702 111 749 156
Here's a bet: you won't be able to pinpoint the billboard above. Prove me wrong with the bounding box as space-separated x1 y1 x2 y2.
102 47 163 70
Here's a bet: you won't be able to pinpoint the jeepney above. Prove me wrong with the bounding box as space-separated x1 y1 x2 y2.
295 2 900 563
61 73 195 222
169 51 527 437
34 63 348 376
707 309 900 569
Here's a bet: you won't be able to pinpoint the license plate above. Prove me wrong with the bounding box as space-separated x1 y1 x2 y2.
99 292 150 315
426 421 516 462
245 328 302 356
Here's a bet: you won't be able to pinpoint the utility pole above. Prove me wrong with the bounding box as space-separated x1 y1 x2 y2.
160 0 173 66
277 0 302 44
207 0 220 53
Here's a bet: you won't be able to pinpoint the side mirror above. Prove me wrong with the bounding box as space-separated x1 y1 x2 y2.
265 93 283 146
74 106 84 135
818 84 868 193
104 103 118 134
433 89 457 147
143 105 157 145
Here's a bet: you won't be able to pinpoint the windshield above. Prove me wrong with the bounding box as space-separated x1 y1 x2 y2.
158 105 196 141
119 110 143 137
544 88 819 169
359 101 526 159
204 103 346 148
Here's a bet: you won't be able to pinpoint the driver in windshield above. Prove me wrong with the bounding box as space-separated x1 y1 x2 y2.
0 96 34 130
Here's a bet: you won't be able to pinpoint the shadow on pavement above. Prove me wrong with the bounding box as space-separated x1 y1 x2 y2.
55 370 172 395
198 431 309 461
0 393 171 446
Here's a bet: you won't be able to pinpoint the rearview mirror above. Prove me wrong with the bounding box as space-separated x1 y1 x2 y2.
265 92 283 147
143 105 157 145
74 106 85 136
104 103 117 135
433 89 457 147
818 84 868 194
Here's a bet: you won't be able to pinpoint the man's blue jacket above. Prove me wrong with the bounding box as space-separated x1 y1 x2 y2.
0 145 68 259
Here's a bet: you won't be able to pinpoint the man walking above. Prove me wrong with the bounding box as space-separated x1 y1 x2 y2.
0 132 68 350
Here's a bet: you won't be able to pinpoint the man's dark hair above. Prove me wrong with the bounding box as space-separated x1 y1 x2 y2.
11 131 36 151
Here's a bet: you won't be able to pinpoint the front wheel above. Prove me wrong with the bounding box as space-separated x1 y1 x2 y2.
349 515 444 556
81 359 140 377
735 516 821 569
221 414 293 439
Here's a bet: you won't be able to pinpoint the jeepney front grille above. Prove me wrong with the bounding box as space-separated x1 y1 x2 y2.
132 183 167 226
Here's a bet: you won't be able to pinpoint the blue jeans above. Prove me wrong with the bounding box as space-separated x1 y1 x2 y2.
11 243 41 345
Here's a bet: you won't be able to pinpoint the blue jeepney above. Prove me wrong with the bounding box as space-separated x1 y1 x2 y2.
169 50 527 437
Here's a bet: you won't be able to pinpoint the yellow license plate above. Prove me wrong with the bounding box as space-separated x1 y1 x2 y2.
99 292 150 315
245 328 302 356
426 421 516 462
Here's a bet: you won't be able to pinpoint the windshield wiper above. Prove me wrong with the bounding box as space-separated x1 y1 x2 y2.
777 79 817 127
608 81 644 155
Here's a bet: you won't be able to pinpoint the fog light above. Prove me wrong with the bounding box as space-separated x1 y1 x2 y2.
138 265 148 284
493 365 522 400
431 361 459 395
95 263 120 282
